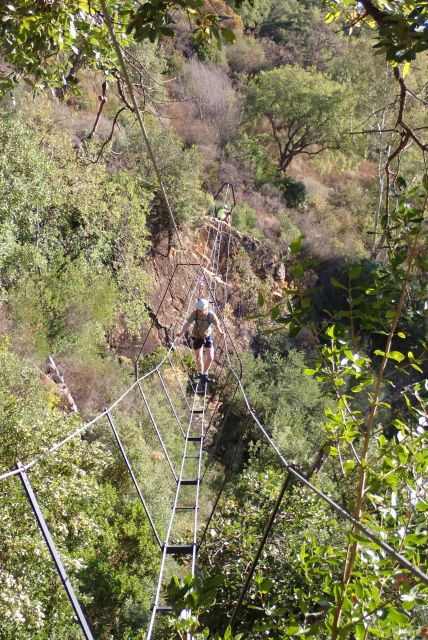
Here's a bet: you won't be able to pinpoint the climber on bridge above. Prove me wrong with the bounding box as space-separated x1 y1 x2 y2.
176 298 224 384
214 203 232 224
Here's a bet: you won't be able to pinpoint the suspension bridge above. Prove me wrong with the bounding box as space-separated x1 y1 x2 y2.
0 182 427 640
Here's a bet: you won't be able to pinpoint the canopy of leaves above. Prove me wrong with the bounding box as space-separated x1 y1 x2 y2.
326 0 428 64
245 65 352 174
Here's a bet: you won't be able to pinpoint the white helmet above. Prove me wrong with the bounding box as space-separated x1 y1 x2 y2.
197 298 209 311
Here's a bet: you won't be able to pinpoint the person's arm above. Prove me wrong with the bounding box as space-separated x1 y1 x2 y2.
212 313 224 336
176 312 194 338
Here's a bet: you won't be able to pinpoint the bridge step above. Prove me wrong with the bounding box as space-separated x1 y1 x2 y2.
164 544 195 555
156 605 173 614
187 436 202 442
176 505 196 510
179 478 199 486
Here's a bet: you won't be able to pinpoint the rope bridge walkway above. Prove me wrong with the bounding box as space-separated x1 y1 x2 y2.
0 184 426 640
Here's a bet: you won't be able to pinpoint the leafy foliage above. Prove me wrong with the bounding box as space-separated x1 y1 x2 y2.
0 0 238 95
325 0 428 65
245 65 352 175
0 100 151 341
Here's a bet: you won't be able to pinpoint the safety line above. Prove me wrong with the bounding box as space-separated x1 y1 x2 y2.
156 369 186 438
167 354 192 411
0 342 178 483
194 267 428 585
229 472 294 630
199 413 251 548
135 264 179 378
100 0 185 254
18 463 95 640
137 381 178 481
106 411 162 548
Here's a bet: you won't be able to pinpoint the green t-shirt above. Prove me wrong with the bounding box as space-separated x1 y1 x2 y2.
187 310 219 338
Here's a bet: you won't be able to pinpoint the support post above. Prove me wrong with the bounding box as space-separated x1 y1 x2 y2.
229 472 293 630
17 463 94 640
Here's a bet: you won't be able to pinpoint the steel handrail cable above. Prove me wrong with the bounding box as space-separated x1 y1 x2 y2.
100 0 186 255
195 257 428 584
137 381 178 481
208 184 229 302
199 414 252 548
0 341 179 483
135 264 179 379
167 354 192 412
198 221 213 299
156 368 186 438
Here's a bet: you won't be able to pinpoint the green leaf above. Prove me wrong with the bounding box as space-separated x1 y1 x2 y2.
386 351 405 362
221 27 236 44
293 264 304 279
396 176 407 191
270 305 281 321
325 445 339 457
349 265 362 279
330 277 347 290
326 324 337 338
385 607 409 626
344 459 355 474
257 291 265 307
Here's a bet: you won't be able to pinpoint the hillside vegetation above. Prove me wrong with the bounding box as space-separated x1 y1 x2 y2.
0 0 427 639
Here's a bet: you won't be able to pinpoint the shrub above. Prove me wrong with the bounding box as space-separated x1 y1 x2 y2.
231 203 261 237
276 176 308 211
226 35 266 73
177 59 240 146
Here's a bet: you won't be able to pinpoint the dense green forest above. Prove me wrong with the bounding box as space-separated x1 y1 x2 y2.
0 1 427 639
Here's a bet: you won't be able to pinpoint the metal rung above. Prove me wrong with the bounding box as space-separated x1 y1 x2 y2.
164 544 195 555
187 436 202 442
179 478 199 486
193 410 204 414
176 505 196 510
156 605 173 614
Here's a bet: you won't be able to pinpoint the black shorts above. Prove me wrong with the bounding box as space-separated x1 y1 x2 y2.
192 336 213 350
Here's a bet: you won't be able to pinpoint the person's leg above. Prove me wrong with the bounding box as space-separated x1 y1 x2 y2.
203 338 214 375
193 344 204 374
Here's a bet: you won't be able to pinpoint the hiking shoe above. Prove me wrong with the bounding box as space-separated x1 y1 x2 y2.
199 373 209 384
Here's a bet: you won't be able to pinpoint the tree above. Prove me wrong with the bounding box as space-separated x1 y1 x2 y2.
325 0 428 65
245 65 352 176
0 0 237 96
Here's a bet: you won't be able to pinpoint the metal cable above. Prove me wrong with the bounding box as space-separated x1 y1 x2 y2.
138 381 178 481
100 0 185 253
199 413 251 548
156 369 186 438
0 343 179 482
229 472 294 630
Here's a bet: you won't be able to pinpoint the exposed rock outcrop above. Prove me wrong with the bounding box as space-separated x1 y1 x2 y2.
112 218 284 362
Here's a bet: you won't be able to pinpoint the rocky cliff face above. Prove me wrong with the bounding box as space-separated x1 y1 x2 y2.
112 218 286 363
